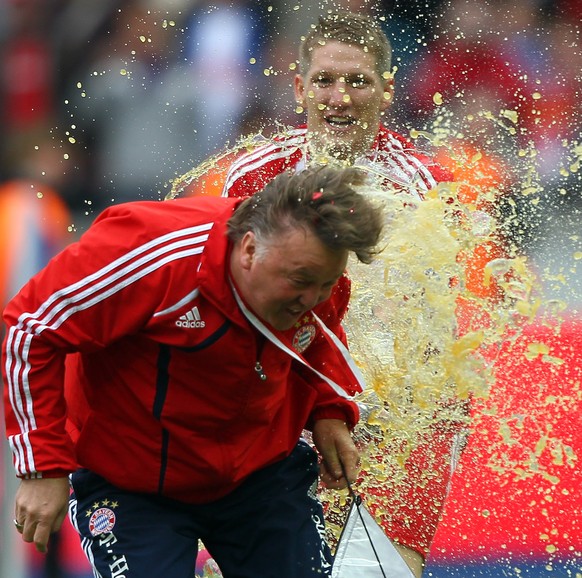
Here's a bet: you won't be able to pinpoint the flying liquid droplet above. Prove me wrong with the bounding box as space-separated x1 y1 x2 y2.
501 109 519 124
524 342 550 361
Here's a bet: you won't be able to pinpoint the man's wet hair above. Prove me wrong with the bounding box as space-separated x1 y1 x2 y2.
227 165 384 264
298 11 392 78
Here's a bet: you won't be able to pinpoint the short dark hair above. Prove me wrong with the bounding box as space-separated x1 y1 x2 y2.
227 165 384 264
299 11 392 77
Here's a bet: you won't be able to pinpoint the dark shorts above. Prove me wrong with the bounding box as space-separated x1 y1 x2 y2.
69 440 332 578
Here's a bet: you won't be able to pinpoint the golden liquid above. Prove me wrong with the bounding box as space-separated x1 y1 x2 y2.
171 106 580 562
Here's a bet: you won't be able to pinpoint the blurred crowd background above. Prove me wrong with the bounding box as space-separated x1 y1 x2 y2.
1 0 580 222
1 0 580 577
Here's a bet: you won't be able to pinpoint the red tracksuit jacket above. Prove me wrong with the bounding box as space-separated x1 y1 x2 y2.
221 124 451 199
2 196 364 503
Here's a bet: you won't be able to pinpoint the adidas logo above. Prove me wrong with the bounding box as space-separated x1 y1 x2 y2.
175 306 205 328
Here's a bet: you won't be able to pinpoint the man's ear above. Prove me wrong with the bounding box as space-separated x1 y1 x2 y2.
239 231 256 271
294 74 306 106
380 75 395 112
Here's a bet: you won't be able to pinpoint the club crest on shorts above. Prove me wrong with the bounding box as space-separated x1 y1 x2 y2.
87 500 118 536
292 321 316 353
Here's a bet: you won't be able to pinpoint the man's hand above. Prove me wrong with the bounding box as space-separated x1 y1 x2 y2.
14 477 70 553
312 418 360 489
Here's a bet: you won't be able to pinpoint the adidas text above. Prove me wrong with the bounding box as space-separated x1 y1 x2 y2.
176 306 205 328
176 319 206 328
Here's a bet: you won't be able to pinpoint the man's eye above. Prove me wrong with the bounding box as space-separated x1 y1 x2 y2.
313 75 332 87
350 76 368 88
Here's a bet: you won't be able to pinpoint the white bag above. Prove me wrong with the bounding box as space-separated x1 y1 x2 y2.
332 496 416 578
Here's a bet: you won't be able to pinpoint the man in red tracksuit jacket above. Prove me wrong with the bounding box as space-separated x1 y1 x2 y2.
3 166 384 577
220 12 463 577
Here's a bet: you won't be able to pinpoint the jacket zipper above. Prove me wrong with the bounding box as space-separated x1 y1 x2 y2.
255 335 267 381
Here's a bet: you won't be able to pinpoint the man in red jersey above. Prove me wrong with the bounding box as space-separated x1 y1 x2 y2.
221 12 462 577
3 166 384 578
222 12 451 202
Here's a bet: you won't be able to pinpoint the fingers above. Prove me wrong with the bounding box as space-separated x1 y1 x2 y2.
23 520 51 553
14 477 70 553
338 445 360 484
312 418 361 489
15 513 66 553
319 451 361 490
319 463 348 490
320 451 343 482
14 514 44 547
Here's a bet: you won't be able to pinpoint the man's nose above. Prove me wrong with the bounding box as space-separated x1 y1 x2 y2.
301 286 333 309
298 287 323 309
326 81 350 107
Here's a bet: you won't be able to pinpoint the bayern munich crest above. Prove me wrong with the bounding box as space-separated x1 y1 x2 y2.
89 507 117 536
292 324 316 352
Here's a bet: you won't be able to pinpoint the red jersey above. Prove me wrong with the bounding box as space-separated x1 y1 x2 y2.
2 196 364 503
221 125 452 200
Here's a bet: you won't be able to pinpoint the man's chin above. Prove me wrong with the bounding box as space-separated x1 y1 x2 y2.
312 139 354 163
315 133 368 162
267 314 299 332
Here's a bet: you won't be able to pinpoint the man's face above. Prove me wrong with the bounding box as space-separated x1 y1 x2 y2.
295 40 393 161
235 226 348 331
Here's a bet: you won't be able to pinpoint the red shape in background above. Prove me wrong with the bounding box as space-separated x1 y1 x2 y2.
431 316 582 561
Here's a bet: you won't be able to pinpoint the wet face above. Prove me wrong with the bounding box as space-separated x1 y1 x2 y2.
232 226 348 330
295 40 393 161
